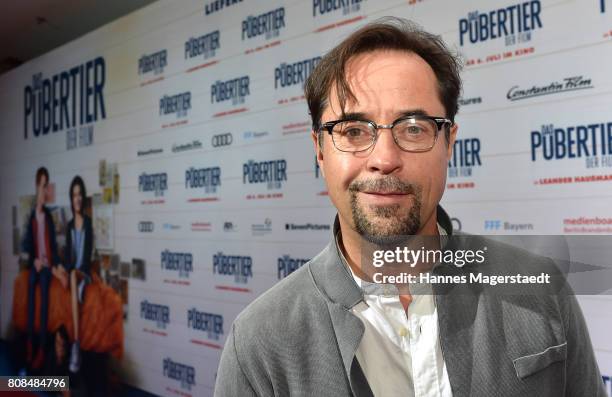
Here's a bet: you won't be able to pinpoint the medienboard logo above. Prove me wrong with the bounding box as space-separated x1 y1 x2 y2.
138 49 167 76
187 308 224 340
138 221 154 233
23 57 106 148
163 357 195 391
242 7 286 41
459 1 543 46
211 133 233 147
507 76 593 101
205 0 243 15
278 255 309 279
140 300 170 329
313 0 363 17
285 223 330 231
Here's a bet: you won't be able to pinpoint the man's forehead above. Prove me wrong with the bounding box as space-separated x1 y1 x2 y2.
323 50 441 119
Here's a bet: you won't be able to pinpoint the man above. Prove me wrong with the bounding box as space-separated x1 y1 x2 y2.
22 167 65 370
215 18 605 396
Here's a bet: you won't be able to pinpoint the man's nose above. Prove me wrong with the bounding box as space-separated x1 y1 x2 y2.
365 128 403 174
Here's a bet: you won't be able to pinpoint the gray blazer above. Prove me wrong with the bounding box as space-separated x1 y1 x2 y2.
215 207 605 396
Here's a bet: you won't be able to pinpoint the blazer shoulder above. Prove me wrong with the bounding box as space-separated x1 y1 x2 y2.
232 262 326 338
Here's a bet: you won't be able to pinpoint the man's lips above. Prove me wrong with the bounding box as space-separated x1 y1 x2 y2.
358 191 412 203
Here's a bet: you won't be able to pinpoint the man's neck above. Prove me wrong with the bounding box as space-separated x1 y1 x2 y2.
36 203 44 215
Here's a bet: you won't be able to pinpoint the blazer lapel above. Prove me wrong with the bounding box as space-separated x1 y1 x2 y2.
309 221 373 396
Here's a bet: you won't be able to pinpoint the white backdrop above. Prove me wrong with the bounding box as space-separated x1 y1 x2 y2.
1 0 611 395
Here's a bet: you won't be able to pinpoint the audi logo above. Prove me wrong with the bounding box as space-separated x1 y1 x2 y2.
211 133 233 147
451 217 462 232
138 221 154 233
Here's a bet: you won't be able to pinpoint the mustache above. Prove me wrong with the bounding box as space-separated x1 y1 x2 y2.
348 176 418 195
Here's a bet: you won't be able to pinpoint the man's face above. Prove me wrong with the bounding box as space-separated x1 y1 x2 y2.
313 50 457 239
36 175 48 207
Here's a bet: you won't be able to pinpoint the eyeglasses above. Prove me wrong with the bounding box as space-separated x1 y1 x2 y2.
319 115 452 153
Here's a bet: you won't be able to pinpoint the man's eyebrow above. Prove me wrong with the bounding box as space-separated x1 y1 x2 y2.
396 109 429 118
339 109 431 121
339 112 368 121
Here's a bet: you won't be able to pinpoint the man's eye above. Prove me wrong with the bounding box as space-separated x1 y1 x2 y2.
407 126 423 134
345 128 365 137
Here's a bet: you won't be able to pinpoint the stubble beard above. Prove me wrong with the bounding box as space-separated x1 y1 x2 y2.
349 176 423 245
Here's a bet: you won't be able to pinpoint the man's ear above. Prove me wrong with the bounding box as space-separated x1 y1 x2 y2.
311 130 325 178
446 123 458 161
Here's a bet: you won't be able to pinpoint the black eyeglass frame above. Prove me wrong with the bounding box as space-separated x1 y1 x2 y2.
318 115 453 153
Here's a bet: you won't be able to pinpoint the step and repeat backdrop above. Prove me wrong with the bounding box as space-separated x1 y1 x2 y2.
0 0 611 395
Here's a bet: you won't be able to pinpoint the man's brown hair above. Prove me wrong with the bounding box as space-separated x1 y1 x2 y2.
305 17 462 140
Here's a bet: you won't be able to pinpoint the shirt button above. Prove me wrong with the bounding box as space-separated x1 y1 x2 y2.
398 327 409 337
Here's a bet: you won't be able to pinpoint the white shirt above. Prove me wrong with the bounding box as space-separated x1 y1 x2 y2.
337 225 453 397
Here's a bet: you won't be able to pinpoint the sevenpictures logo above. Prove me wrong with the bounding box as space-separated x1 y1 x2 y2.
285 222 330 231
459 1 543 47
